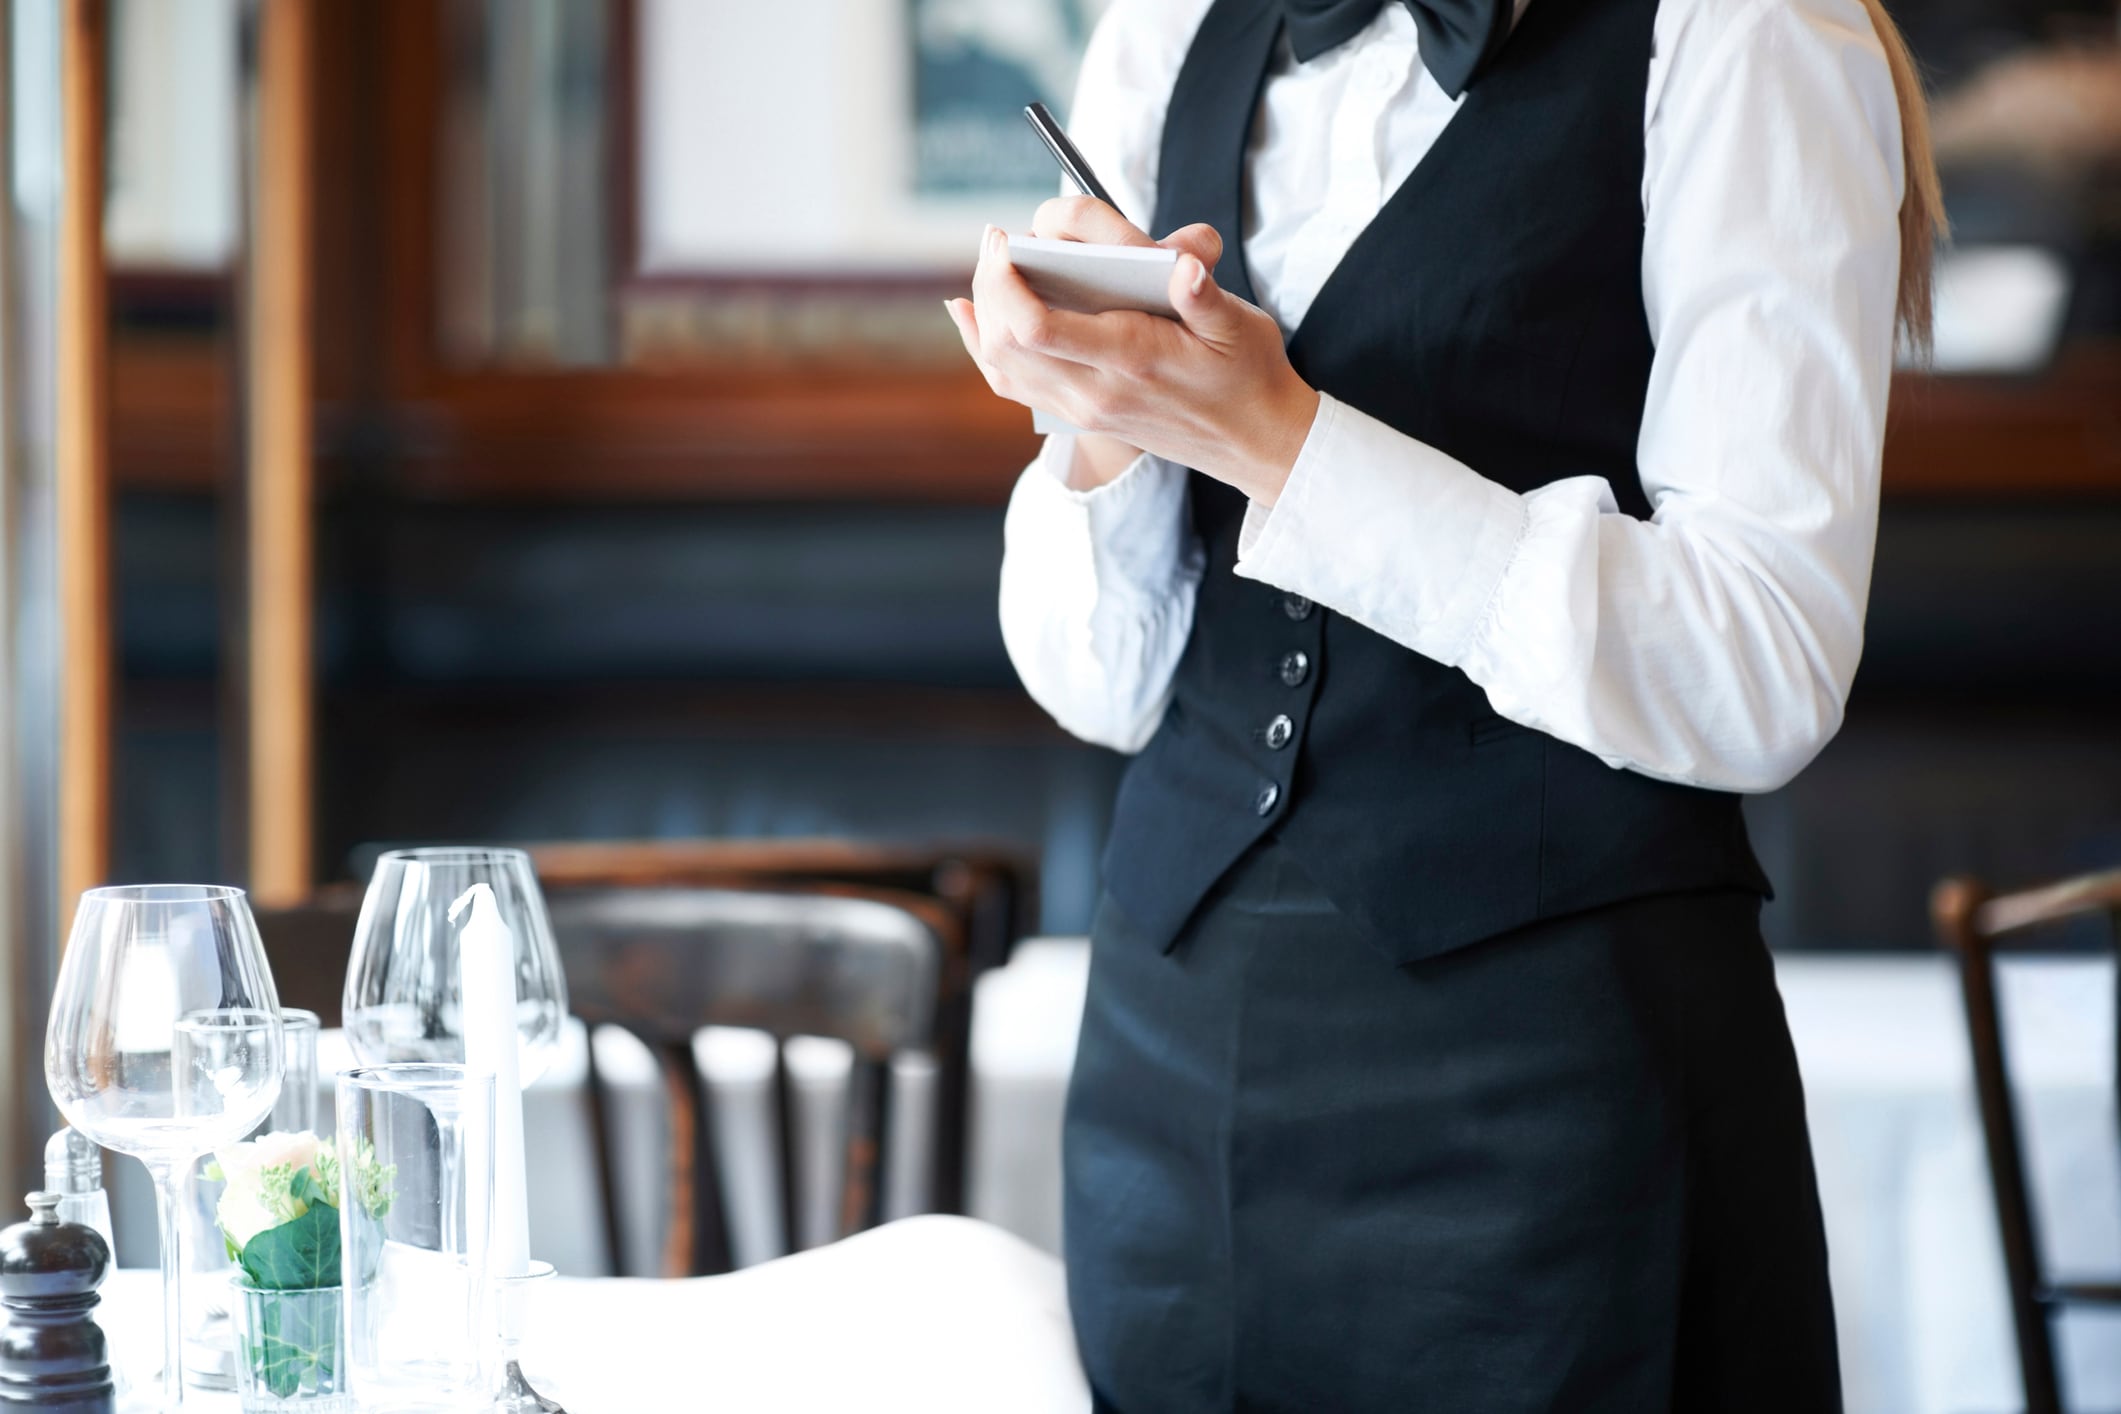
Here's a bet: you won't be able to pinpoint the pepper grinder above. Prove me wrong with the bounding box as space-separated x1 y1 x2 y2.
0 1192 116 1412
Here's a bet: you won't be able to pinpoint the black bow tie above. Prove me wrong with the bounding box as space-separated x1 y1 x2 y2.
1281 0 1512 97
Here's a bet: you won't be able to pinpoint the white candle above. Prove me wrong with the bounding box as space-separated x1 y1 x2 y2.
453 882 532 1283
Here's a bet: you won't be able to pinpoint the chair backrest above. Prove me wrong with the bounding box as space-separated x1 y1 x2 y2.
1932 868 2121 1414
253 884 367 1027
528 836 1036 969
547 883 959 1277
528 837 1036 1216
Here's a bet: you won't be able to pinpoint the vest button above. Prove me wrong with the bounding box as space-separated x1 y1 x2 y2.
1264 714 1294 750
1282 594 1314 621
1254 783 1281 817
1278 650 1310 687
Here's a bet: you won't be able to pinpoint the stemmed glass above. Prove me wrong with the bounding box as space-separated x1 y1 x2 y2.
343 847 568 1083
45 885 286 1412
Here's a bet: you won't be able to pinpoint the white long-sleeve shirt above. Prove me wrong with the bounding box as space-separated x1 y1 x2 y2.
997 0 1905 792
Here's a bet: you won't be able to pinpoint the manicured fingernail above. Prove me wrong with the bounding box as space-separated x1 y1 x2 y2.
1189 257 1207 296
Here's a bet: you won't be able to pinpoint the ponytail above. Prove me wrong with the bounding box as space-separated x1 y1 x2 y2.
1856 0 1950 359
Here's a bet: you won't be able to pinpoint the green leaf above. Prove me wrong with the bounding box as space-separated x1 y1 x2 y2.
237 1203 341 1291
241 1288 339 1399
289 1165 337 1210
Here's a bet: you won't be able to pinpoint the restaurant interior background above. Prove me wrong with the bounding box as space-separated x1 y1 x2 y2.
0 0 2114 1408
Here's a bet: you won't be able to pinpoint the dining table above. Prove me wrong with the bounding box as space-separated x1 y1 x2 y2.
98 1214 1089 1412
100 945 2118 1414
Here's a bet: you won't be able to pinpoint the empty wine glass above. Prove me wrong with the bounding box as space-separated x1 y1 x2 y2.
343 848 568 1084
45 885 286 1412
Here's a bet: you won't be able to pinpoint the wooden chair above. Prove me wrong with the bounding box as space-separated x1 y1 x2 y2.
1933 869 2121 1414
548 883 961 1278
529 837 1036 1216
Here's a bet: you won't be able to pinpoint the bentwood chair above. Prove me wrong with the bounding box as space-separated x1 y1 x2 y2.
1933 868 2121 1414
547 884 960 1278
529 837 1036 1216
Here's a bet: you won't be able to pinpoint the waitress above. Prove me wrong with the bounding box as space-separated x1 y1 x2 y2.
948 0 1940 1405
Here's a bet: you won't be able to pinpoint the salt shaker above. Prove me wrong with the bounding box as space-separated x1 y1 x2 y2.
40 1131 113 1259
0 1191 117 1412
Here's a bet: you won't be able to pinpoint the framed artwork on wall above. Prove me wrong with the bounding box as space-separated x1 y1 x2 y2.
909 0 1105 198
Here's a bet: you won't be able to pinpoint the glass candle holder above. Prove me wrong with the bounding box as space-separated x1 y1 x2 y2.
185 1008 322 1390
490 1260 572 1413
337 1064 495 1414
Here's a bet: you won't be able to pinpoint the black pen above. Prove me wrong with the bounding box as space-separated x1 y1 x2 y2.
1023 102 1119 210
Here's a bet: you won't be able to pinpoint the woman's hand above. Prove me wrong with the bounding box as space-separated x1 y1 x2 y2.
945 197 1320 506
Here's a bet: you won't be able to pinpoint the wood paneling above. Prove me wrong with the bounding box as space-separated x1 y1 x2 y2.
112 336 230 491
106 333 2121 503
58 0 111 909
1883 345 2121 497
247 0 318 905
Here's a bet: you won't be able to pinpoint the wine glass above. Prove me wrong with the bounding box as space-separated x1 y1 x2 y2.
45 885 285 1412
343 847 568 1084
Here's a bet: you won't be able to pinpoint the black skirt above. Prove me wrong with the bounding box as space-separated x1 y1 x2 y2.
1062 840 1841 1413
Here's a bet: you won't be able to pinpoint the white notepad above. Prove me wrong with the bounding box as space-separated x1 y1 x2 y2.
1005 237 1181 435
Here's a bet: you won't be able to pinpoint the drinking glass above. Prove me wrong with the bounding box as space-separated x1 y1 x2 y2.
45 885 286 1412
182 1008 321 1389
343 848 567 1084
337 1064 495 1412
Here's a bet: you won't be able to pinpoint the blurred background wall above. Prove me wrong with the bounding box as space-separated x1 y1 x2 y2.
79 0 2121 948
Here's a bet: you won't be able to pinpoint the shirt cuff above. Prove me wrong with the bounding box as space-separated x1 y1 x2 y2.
1022 434 1194 604
1232 394 1528 666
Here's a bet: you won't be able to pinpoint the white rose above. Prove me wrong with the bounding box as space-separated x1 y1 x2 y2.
252 1130 321 1177
212 1138 269 1193
216 1183 285 1249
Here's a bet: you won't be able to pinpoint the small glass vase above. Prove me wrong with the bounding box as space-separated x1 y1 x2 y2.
230 1281 346 1412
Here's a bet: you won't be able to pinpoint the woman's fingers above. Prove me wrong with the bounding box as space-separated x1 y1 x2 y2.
945 298 994 373
974 228 1110 366
944 297 977 354
1157 222 1224 271
954 275 1104 418
1167 254 1249 350
1031 195 1153 246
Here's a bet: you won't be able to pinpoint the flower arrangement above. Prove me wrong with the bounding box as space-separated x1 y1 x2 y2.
205 1132 395 1406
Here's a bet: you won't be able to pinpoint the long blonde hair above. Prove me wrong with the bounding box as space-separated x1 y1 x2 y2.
1857 0 1950 357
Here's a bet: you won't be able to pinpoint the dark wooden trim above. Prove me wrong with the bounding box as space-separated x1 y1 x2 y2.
1883 345 2121 498
112 336 230 491
1933 878 2062 1414
1977 868 2121 937
110 322 2121 502
656 1036 733 1277
580 1034 631 1276
838 1056 891 1239
772 1041 799 1256
378 364 1037 504
605 0 638 295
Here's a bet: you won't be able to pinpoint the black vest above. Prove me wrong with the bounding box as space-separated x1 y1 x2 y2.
1100 0 1772 963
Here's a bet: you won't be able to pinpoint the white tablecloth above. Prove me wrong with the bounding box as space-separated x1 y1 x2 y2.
102 1216 1086 1413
